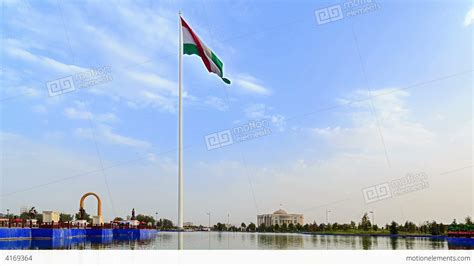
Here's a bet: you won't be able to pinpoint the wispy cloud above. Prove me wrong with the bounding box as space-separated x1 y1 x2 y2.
74 125 151 149
313 89 435 150
203 96 229 111
464 7 474 26
64 107 119 123
4 39 86 74
244 103 286 131
234 74 272 96
127 71 177 96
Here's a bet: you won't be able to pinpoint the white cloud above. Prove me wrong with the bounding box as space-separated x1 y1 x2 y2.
64 108 119 123
244 103 268 118
101 126 151 148
234 74 272 96
244 103 286 131
74 125 151 149
139 90 177 113
313 89 436 151
96 113 119 123
64 107 92 120
203 96 229 111
127 71 177 96
4 40 86 74
464 7 474 26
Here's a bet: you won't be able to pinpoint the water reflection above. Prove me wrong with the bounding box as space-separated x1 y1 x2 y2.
390 237 398 250
361 236 372 250
257 233 303 249
1 232 472 250
178 232 183 250
405 238 414 249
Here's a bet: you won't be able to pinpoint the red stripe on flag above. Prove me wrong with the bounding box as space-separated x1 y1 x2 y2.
181 17 212 73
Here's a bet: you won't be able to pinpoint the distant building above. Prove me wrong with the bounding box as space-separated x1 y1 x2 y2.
43 211 60 223
119 220 139 226
183 222 194 227
257 209 304 227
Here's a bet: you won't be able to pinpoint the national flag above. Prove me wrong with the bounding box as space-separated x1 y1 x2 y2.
181 17 231 84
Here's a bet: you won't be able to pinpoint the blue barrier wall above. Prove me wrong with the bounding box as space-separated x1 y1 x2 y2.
113 229 157 240
31 228 67 239
70 229 87 238
86 229 113 238
0 228 31 240
0 228 155 241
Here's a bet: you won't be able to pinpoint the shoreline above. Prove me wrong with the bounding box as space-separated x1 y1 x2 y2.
161 231 474 240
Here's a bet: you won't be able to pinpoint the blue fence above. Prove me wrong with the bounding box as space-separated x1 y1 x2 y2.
1 228 155 241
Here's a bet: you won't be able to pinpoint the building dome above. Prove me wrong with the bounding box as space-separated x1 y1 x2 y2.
273 209 288 215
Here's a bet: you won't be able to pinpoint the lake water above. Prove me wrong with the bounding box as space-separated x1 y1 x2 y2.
2 232 472 250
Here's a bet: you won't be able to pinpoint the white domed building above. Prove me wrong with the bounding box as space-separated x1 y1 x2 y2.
257 208 304 226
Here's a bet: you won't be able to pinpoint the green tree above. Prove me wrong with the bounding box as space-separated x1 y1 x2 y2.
302 224 309 232
136 214 155 225
389 221 398 235
360 213 372 231
439 223 447 234
350 221 356 230
295 223 303 232
326 223 332 231
257 223 266 232
19 212 30 220
157 218 174 229
35 214 43 223
288 223 295 232
273 224 280 232
247 222 256 232
214 222 227 231
114 217 124 222
281 223 288 232
404 221 417 233
266 224 274 232
428 221 441 235
465 216 472 225
241 222 246 230
318 223 326 232
59 213 73 222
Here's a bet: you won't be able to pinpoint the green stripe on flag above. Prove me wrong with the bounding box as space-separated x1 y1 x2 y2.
210 52 223 77
183 43 199 56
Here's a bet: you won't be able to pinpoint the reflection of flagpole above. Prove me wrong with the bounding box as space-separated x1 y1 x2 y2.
178 11 184 231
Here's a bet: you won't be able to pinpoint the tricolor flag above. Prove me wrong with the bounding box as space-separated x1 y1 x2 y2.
181 16 231 84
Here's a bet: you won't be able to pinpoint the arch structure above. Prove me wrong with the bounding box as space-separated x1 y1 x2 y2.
79 192 102 221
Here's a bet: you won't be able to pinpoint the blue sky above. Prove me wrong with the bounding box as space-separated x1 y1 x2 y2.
1 0 472 226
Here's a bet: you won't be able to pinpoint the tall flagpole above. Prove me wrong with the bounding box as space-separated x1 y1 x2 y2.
178 11 184 231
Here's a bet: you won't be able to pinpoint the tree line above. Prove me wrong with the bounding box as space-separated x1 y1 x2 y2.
210 214 473 236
